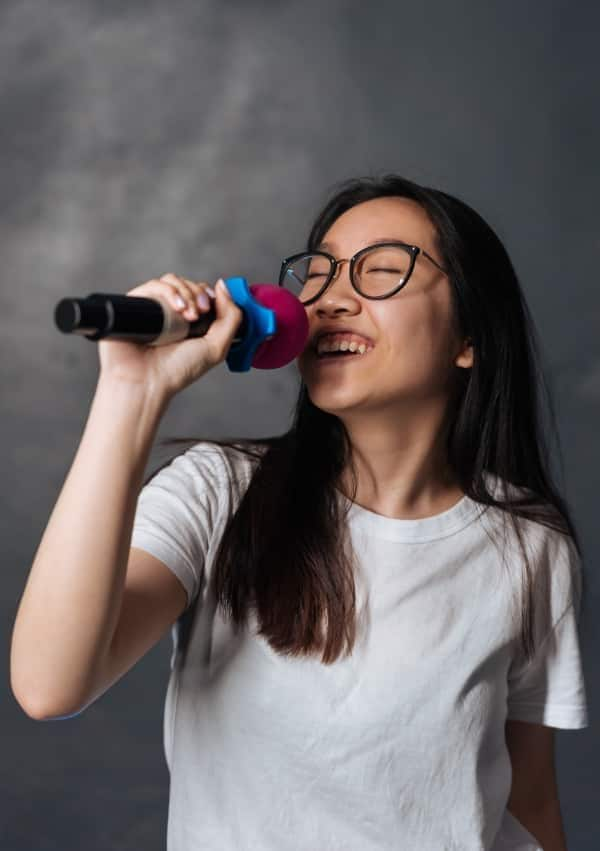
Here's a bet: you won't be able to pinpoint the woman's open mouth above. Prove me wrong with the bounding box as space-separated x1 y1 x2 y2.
308 332 375 365
314 348 373 365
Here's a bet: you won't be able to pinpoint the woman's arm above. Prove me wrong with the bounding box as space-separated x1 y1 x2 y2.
10 376 168 718
505 719 568 851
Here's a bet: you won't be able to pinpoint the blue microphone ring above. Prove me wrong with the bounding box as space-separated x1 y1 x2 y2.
222 277 277 372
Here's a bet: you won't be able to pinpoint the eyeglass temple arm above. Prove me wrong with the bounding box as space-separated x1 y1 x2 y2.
420 249 448 275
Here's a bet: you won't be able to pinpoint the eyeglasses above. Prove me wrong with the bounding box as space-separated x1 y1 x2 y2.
278 241 449 305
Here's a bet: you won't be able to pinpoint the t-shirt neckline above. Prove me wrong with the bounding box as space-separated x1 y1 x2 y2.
336 487 485 542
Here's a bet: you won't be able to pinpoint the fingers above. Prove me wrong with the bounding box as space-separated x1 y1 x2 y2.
158 273 216 321
126 274 238 332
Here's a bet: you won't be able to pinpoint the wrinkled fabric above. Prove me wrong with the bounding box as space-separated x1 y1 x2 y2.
131 442 588 851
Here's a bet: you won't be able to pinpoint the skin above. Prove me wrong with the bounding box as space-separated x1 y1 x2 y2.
297 196 473 520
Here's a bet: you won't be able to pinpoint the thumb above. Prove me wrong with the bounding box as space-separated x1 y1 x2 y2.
214 277 244 329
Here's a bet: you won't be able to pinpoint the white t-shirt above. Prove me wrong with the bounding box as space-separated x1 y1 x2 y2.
130 441 588 851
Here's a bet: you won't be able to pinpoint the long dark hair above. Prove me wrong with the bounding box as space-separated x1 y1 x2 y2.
144 173 586 665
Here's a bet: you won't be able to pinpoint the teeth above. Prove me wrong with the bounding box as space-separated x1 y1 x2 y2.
316 336 373 355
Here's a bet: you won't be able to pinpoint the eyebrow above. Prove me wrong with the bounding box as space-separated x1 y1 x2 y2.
316 237 413 252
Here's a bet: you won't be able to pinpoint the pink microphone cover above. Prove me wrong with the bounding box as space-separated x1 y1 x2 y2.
249 284 309 369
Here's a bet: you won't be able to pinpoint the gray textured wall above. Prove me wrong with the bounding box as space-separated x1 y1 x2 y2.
3 1 598 848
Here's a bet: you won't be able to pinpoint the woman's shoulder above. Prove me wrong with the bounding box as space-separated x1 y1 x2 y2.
481 470 573 537
173 438 269 487
479 470 581 599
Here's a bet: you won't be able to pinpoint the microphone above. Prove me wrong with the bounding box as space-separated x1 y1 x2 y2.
54 277 309 372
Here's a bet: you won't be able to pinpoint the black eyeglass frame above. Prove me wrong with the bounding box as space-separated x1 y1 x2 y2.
278 241 449 305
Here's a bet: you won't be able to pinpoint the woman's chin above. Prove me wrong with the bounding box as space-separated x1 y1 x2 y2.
302 380 364 414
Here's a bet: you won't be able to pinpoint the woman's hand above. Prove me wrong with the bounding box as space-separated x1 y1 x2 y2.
98 273 243 401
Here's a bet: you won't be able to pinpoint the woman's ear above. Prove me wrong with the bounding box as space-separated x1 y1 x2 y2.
455 337 473 369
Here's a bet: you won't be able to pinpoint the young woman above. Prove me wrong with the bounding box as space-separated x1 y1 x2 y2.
12 174 588 850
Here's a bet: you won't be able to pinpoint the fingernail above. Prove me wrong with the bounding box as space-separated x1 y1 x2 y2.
196 292 210 309
174 295 185 308
216 278 227 294
205 286 216 298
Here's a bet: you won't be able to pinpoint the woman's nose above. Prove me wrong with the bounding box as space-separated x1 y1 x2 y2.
331 258 350 283
315 260 360 312
325 259 354 294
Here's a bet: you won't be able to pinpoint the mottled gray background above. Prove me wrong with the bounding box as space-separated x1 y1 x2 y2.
2 0 598 848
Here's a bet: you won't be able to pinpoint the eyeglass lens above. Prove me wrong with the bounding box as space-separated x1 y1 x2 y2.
282 245 413 302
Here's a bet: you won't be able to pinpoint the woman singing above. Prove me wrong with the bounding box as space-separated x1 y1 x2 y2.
11 174 588 850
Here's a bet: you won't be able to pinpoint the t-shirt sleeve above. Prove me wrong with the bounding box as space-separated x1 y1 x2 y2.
130 443 226 610
506 531 589 729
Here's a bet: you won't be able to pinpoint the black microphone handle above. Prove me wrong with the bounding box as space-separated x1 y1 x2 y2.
54 292 246 346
